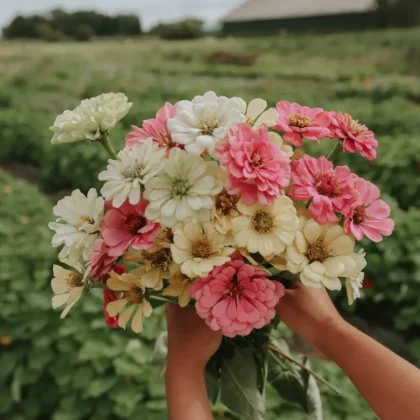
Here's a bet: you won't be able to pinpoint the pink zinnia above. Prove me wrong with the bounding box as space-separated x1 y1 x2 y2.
101 199 160 257
126 102 181 156
190 253 285 338
329 112 378 160
289 155 356 224
89 239 119 282
344 177 394 242
275 101 330 147
215 123 290 206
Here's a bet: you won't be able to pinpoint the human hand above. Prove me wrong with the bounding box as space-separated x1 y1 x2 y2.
275 282 346 354
166 304 222 372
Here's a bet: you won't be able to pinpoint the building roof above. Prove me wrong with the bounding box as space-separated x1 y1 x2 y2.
223 0 377 23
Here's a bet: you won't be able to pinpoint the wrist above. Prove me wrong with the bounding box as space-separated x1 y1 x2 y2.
314 316 350 359
167 353 207 376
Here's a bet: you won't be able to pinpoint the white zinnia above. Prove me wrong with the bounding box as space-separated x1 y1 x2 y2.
232 196 299 257
49 189 104 262
171 221 234 278
50 92 132 144
99 138 166 208
233 97 279 128
167 91 246 156
345 249 367 305
286 216 357 291
144 148 223 227
51 260 90 319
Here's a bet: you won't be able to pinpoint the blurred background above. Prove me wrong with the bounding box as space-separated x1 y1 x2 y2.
1 0 420 419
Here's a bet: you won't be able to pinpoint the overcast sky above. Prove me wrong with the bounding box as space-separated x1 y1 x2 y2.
0 0 244 30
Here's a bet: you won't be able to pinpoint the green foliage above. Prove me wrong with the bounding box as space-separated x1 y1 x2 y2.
74 24 95 42
0 171 169 419
149 18 204 40
2 9 142 41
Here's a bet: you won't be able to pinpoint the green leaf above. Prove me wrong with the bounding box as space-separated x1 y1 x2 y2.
205 355 221 406
85 376 119 398
303 358 323 420
220 346 265 420
11 364 23 403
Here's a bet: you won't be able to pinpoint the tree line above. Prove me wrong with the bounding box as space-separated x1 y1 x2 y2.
2 10 205 42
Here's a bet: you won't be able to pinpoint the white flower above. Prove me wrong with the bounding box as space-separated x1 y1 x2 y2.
144 148 223 227
268 132 294 158
163 268 195 307
345 249 367 305
49 189 104 262
171 221 234 278
106 271 153 333
167 91 246 155
50 92 132 144
286 216 357 290
232 196 299 257
99 138 166 208
51 260 90 319
233 97 278 128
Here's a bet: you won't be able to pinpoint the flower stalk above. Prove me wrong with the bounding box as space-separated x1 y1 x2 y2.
98 133 118 159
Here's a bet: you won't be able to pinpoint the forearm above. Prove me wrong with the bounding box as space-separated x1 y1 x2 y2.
318 320 420 420
166 359 213 420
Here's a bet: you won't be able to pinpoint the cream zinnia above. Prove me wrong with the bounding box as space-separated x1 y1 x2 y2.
49 188 104 262
99 138 166 208
171 221 234 278
144 148 223 227
167 91 245 155
232 196 299 257
286 216 357 290
51 260 90 318
106 271 153 333
50 93 132 144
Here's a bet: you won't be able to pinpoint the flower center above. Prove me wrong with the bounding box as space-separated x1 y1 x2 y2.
146 248 172 268
251 152 263 167
350 119 366 136
122 160 144 179
67 271 83 288
306 240 328 263
191 239 211 259
164 228 174 243
216 190 240 215
314 173 340 198
125 287 144 304
353 205 367 225
75 216 94 230
124 213 147 235
199 118 218 136
171 178 191 197
288 113 312 129
225 277 244 299
252 210 274 233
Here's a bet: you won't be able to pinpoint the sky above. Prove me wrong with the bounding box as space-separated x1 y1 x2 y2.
0 0 244 30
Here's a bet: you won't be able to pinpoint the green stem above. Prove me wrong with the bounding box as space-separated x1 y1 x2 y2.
326 141 341 161
269 343 342 396
98 133 118 159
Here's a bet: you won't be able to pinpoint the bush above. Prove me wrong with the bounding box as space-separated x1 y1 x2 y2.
35 22 66 42
0 110 47 167
0 170 169 419
149 18 204 40
74 24 94 42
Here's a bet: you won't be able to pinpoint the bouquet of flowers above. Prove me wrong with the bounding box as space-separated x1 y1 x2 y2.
48 91 394 419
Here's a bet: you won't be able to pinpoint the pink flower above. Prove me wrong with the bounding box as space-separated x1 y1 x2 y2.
329 112 378 160
101 199 160 257
103 289 119 328
344 177 394 242
89 239 119 282
126 102 182 156
190 252 285 338
289 155 356 224
275 101 330 147
215 123 290 206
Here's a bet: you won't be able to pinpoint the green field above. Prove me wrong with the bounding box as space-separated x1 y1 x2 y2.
1 29 420 419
